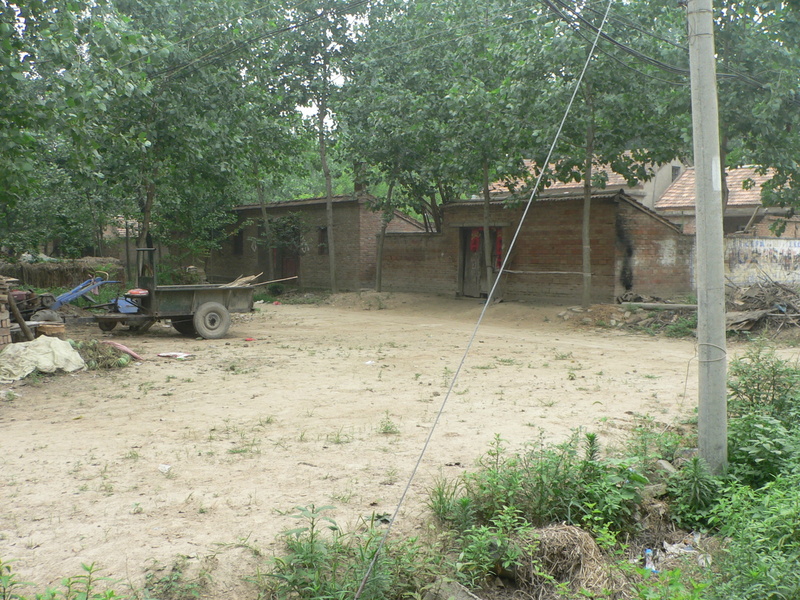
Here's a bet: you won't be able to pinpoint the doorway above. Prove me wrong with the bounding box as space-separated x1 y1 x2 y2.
460 227 501 298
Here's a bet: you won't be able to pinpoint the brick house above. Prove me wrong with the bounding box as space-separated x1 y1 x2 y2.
655 166 788 234
655 166 800 286
378 189 694 303
207 194 424 290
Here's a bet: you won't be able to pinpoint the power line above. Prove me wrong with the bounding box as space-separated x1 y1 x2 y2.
540 0 800 106
352 0 615 597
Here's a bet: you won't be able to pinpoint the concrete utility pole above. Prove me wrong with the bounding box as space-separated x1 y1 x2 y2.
687 0 727 474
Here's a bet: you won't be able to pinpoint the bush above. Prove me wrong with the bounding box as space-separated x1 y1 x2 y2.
727 413 800 488
255 505 434 600
443 432 647 537
267 283 285 296
708 474 800 600
667 456 721 530
728 344 800 424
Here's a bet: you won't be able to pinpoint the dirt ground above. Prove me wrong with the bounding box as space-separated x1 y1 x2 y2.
1 292 709 597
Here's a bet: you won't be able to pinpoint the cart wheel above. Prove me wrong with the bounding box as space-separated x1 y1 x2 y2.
172 317 197 336
193 302 231 339
98 320 117 332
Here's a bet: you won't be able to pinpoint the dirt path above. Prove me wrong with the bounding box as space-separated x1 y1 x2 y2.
1 293 704 596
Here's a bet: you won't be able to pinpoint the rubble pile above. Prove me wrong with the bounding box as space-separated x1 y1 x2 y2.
561 277 800 336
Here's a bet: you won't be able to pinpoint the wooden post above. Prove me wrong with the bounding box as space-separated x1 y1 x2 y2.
8 293 34 342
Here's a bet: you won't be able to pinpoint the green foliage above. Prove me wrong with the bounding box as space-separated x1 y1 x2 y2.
667 457 721 531
0 558 31 600
727 413 800 489
442 432 647 536
454 506 532 587
634 568 709 600
257 505 431 600
377 411 400 435
708 474 800 600
625 414 684 470
726 344 800 488
0 559 125 600
267 284 285 297
728 344 800 423
268 213 310 256
664 314 698 338
143 556 210 600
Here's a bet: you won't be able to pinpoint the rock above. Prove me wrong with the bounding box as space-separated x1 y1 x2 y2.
643 483 668 499
655 459 678 475
423 579 486 600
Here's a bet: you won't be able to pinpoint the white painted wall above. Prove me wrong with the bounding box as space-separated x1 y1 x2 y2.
726 237 800 285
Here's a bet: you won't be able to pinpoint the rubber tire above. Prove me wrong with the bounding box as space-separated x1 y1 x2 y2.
193 302 231 339
172 317 197 336
98 320 117 332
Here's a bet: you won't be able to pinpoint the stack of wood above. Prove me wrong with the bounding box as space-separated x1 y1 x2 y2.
0 277 14 349
220 272 263 287
726 276 800 332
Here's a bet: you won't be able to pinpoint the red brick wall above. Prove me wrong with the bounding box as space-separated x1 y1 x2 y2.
500 200 617 303
381 231 455 293
615 202 694 299
209 202 364 290
359 211 426 288
208 198 424 290
380 196 694 303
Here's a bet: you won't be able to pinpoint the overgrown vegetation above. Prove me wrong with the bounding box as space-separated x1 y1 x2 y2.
249 505 436 600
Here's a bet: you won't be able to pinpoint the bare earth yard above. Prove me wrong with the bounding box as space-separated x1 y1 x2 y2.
1 292 706 597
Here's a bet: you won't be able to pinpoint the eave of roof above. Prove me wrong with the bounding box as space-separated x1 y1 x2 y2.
448 189 685 234
233 194 370 211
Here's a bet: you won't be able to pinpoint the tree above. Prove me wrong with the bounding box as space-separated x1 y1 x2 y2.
341 0 558 296
526 0 690 304
272 0 370 293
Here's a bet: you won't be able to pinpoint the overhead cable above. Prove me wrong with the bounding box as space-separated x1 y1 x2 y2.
352 0 615 597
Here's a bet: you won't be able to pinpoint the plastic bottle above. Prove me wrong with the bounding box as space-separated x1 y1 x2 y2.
645 548 658 573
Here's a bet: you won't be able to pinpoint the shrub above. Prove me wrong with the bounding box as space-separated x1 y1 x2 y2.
667 456 721 530
452 432 647 536
267 283 285 296
728 344 800 424
256 505 434 600
708 474 800 600
454 507 532 587
727 413 800 488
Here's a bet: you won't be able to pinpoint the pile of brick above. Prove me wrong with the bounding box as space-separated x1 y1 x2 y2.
0 276 11 349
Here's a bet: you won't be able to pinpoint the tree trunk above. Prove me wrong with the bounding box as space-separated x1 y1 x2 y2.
138 175 156 248
375 181 395 293
482 160 494 295
581 92 595 309
318 75 337 293
256 176 275 281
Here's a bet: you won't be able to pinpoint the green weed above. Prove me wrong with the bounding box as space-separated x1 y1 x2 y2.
377 411 400 435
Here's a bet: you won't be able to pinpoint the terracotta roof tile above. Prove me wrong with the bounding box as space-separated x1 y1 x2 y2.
656 166 773 210
489 159 643 196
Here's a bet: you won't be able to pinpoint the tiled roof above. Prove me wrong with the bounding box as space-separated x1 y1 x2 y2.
488 159 645 196
656 166 773 210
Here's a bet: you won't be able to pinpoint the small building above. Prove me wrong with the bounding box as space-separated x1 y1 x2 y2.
655 166 800 286
207 194 424 290
379 189 694 304
654 166 787 234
